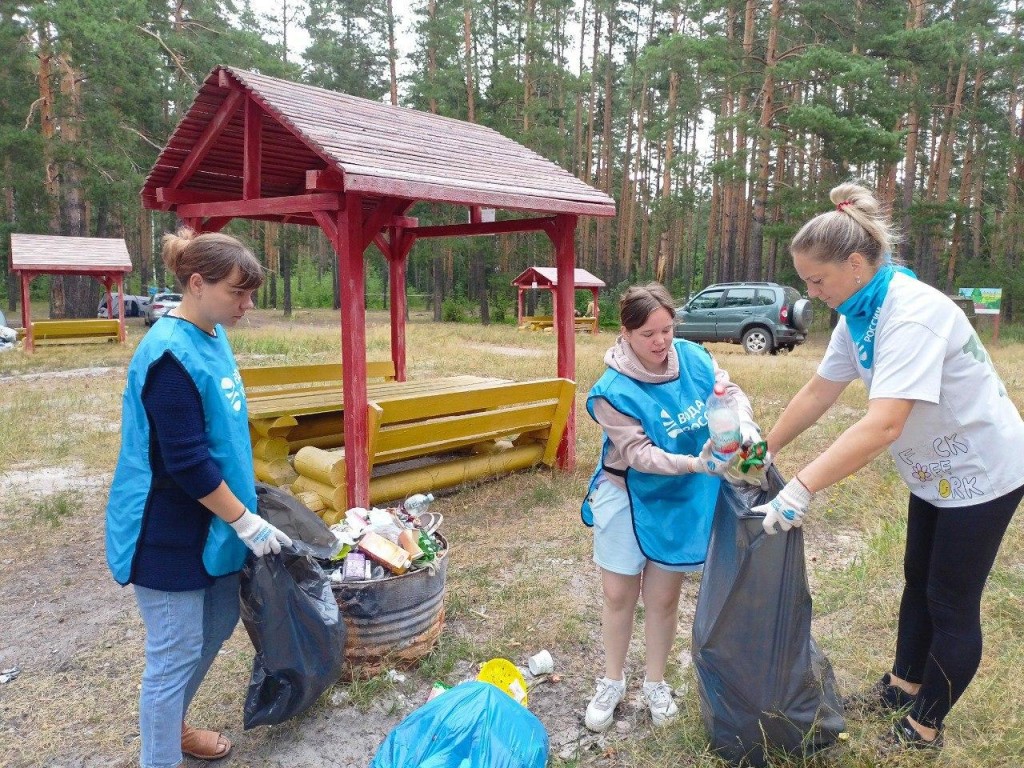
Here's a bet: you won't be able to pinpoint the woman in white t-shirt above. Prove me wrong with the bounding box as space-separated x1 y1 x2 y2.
753 183 1024 751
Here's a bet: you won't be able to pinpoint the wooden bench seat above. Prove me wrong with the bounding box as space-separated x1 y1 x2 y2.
32 319 121 345
518 315 597 333
241 361 396 484
290 377 575 513
245 372 508 485
241 360 396 399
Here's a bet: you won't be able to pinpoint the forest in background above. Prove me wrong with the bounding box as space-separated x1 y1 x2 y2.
2 0 1023 322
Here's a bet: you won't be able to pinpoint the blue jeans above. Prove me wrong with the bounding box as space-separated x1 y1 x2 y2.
134 573 241 768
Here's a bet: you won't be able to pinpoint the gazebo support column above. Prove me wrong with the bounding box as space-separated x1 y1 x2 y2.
329 195 371 509
549 214 578 471
386 227 415 382
20 274 32 352
590 287 600 333
115 276 127 342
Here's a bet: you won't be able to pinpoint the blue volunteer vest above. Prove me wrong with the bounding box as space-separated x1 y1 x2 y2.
105 319 255 585
581 340 720 566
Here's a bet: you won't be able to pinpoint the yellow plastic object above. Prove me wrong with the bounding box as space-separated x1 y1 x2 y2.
476 658 528 706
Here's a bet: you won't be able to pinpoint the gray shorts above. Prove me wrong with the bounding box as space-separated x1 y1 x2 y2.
589 479 702 576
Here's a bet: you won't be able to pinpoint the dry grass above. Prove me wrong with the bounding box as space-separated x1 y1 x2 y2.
1 310 1023 767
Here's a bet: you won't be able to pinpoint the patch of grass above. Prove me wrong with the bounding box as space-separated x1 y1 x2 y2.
30 491 77 527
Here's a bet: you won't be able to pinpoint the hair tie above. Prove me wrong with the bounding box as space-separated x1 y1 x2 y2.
836 200 854 212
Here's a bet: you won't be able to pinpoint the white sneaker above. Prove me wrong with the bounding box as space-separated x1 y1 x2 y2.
584 677 626 732
642 680 678 726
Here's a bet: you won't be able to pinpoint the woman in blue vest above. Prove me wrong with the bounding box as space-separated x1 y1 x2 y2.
106 229 291 768
581 283 760 732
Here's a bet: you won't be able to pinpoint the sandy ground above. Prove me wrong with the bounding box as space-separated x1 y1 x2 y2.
0 460 691 768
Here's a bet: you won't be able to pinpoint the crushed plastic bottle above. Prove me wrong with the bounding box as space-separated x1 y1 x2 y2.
705 383 742 461
403 493 435 516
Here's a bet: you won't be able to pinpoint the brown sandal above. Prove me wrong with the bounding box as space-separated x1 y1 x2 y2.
181 723 233 761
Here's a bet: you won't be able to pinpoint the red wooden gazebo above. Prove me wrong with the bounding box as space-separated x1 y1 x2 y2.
142 66 616 508
9 234 133 352
512 266 605 333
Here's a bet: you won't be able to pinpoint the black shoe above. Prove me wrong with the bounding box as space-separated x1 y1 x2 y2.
843 673 915 716
890 715 944 751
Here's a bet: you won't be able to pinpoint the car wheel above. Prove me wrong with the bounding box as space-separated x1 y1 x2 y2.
742 327 772 355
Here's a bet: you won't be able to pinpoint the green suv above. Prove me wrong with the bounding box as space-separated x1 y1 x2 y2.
674 282 813 354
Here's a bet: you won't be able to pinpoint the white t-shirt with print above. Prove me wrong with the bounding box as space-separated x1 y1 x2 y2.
818 272 1024 508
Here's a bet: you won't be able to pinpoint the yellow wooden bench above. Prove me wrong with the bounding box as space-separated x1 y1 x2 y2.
240 360 396 397
290 377 576 513
245 373 508 485
241 361 397 484
518 315 598 333
32 319 121 345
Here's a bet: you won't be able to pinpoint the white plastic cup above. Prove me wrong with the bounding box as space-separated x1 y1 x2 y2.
527 649 554 676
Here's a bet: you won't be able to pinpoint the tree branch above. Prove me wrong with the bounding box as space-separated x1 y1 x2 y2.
135 26 196 87
120 123 164 151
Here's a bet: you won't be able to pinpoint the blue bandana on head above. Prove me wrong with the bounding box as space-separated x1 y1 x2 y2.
836 256 915 369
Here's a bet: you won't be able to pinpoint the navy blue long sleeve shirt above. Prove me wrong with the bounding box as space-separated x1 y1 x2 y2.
132 351 228 590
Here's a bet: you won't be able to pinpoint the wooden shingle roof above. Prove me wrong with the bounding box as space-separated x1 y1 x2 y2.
10 234 132 274
512 267 606 289
142 66 616 218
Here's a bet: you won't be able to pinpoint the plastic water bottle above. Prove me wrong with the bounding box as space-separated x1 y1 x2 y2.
403 492 435 516
705 383 742 460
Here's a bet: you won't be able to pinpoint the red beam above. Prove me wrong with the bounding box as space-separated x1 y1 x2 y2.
166 89 244 191
312 209 339 242
176 192 340 219
243 97 262 200
358 198 403 252
548 214 579 471
306 168 345 192
156 188 235 206
409 216 557 239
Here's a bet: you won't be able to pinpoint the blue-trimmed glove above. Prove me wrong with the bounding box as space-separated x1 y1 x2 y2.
692 439 741 477
229 508 293 556
753 477 814 534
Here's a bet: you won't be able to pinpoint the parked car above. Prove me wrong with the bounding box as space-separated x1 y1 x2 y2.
145 292 182 326
674 281 813 354
97 293 146 319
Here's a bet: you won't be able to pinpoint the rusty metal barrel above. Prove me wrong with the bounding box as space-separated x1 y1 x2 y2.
332 534 448 679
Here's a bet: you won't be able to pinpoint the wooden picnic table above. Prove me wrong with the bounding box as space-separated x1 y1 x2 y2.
247 374 508 421
247 375 511 484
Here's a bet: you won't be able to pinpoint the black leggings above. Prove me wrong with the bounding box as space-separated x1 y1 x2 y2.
893 483 1024 730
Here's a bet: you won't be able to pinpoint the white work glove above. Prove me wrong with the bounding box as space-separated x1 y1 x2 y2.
229 508 293 557
691 439 741 477
753 477 814 534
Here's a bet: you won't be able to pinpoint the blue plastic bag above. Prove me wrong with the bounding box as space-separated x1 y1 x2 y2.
370 681 548 768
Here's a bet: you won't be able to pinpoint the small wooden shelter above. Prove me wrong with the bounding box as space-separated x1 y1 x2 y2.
512 266 605 334
9 234 133 352
142 66 616 508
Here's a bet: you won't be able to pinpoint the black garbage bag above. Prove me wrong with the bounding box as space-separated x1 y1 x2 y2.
692 467 845 767
240 539 346 728
255 482 341 561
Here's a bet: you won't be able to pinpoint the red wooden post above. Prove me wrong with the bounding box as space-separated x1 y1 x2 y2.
517 288 524 326
336 194 371 509
389 225 415 382
20 274 32 352
243 96 262 200
116 276 127 342
549 214 578 471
